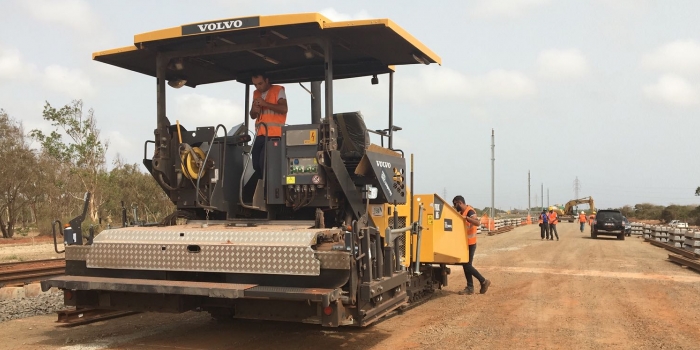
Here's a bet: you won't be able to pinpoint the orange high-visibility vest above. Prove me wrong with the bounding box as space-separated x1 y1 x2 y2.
253 85 286 137
538 216 543 224
548 212 558 225
578 213 586 222
461 205 478 245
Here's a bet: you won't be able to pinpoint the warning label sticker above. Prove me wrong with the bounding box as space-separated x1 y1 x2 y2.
304 130 317 145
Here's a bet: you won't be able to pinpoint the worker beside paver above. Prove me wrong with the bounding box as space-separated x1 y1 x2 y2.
453 196 491 295
548 207 559 241
540 209 549 240
578 211 587 232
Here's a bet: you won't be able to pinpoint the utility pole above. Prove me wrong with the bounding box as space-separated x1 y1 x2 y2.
528 171 531 217
547 188 550 208
541 183 543 210
574 176 581 199
534 194 539 210
491 129 495 219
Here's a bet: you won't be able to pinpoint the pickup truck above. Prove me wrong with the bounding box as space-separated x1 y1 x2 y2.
669 220 689 228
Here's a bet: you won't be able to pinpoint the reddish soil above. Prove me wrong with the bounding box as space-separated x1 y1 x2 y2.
1 223 700 349
0 236 54 246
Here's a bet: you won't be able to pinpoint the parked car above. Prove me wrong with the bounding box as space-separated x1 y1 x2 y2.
622 216 631 236
669 220 689 228
591 209 626 240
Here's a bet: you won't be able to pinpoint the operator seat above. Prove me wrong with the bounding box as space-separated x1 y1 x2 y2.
332 112 370 160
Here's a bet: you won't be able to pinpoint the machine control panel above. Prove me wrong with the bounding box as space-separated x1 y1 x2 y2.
289 158 318 174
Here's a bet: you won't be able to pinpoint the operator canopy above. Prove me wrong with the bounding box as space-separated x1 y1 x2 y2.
93 13 441 87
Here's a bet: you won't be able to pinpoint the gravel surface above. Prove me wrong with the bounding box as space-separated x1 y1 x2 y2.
0 288 64 323
0 243 64 262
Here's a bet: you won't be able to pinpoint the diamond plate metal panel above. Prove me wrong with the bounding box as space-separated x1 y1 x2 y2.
315 251 350 269
88 243 320 275
65 245 90 261
93 228 323 246
86 228 339 276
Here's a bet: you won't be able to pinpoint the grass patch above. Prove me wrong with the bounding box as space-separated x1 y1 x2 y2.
1 255 24 262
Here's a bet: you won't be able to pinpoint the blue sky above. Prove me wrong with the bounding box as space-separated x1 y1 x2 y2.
2 0 700 210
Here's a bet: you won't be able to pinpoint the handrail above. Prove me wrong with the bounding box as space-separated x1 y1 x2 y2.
195 124 227 208
52 220 64 254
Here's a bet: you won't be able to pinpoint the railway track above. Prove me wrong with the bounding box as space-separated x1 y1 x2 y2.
0 258 66 287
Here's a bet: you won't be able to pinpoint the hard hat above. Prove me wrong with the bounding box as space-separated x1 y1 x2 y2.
580 211 584 214
548 206 554 211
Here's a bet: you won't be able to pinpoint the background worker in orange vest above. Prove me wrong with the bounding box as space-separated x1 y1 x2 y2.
547 207 559 241
453 196 491 295
243 72 288 201
578 211 587 232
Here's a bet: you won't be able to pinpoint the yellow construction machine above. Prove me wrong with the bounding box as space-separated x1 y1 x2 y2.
557 196 595 222
43 13 471 327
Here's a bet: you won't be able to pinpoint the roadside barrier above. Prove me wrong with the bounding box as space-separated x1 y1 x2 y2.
477 217 536 235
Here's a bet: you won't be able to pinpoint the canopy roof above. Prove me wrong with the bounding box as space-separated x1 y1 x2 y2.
93 13 441 86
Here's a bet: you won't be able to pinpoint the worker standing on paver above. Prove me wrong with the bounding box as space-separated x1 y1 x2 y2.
540 209 549 240
578 211 587 232
548 207 559 241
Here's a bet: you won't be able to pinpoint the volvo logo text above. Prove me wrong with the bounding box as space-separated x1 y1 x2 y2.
197 20 243 32
376 161 392 169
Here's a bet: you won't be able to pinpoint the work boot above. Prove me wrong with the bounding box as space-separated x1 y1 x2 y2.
480 280 491 294
458 287 475 295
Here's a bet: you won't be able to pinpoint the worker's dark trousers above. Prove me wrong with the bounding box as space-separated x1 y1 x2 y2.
462 244 485 288
580 222 585 232
251 136 267 173
243 136 267 201
550 224 559 240
540 223 549 239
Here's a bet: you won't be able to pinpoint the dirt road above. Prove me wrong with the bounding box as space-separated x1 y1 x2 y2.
2 223 700 349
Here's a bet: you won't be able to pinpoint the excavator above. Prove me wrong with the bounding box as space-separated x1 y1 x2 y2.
42 13 473 327
555 197 595 222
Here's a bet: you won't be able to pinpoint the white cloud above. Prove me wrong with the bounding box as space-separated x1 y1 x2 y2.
537 49 589 80
22 0 98 31
643 74 700 107
478 70 538 98
469 0 551 18
404 67 536 103
0 46 39 81
320 8 371 21
173 94 243 129
42 65 94 98
641 40 700 76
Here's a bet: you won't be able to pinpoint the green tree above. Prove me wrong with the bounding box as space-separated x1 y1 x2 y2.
30 100 108 222
100 157 174 226
0 111 42 238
